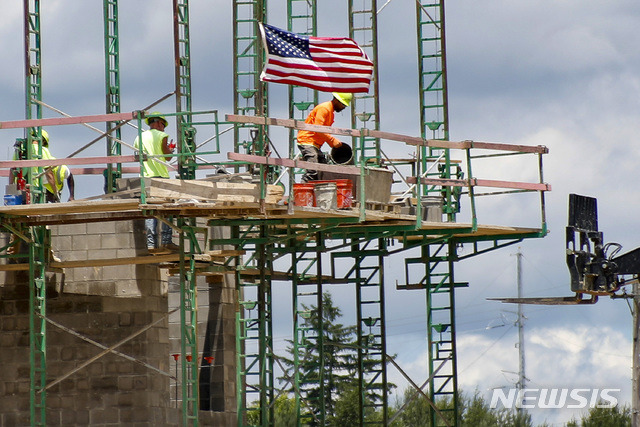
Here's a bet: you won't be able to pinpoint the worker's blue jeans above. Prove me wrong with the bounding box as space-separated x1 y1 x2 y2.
146 218 173 249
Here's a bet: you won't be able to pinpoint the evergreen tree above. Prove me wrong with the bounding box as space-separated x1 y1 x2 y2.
566 403 631 427
280 292 358 424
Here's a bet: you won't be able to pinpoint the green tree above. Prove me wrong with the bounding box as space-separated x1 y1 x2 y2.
390 388 533 427
462 391 500 427
280 292 358 424
273 395 297 427
566 403 631 427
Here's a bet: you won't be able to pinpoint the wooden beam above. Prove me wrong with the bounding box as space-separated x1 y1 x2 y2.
0 155 138 169
50 254 181 269
0 112 136 129
407 176 551 192
226 114 360 138
225 114 549 154
0 199 141 216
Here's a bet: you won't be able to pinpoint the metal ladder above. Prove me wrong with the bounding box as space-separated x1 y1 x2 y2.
103 0 122 192
174 0 197 180
349 0 381 164
289 233 326 425
177 222 201 426
233 224 275 426
24 2 47 425
287 0 318 180
404 241 463 425
415 0 461 219
233 0 268 173
335 238 388 425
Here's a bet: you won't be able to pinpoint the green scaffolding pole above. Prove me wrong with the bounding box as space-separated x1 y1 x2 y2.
348 0 382 165
233 0 268 174
103 0 122 193
24 1 47 426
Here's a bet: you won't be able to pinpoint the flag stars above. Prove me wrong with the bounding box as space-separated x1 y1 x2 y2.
265 26 311 59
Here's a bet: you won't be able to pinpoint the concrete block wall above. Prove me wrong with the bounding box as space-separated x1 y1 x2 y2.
0 219 237 425
0 272 174 426
167 225 237 426
50 220 166 298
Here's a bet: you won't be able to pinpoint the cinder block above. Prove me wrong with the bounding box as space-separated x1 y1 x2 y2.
87 221 116 235
56 223 86 236
65 250 89 262
91 248 118 260
52 235 73 251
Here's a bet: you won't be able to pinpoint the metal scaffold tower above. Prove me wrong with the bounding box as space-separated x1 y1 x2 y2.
24 1 47 425
289 230 327 425
228 223 275 426
344 237 388 424
414 1 460 424
287 0 317 176
103 0 122 193
349 0 382 164
173 2 200 425
233 0 268 173
0 2 554 427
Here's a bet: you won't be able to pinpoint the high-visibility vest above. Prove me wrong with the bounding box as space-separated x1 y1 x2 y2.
134 129 170 178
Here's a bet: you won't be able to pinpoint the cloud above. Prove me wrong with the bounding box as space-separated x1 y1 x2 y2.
454 325 632 425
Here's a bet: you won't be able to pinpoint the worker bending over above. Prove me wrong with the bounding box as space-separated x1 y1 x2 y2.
9 129 74 203
296 92 352 182
134 112 178 254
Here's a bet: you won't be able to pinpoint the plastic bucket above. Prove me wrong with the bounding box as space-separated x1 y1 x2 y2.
330 143 353 165
421 196 443 222
315 179 352 208
313 182 338 210
293 183 315 207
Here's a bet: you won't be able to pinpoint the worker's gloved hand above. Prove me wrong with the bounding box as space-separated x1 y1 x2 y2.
168 140 176 152
333 141 342 148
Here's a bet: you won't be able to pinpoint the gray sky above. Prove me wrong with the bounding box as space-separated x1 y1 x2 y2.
2 1 639 424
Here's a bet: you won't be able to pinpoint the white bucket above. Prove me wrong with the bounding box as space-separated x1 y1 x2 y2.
314 182 338 210
421 196 443 222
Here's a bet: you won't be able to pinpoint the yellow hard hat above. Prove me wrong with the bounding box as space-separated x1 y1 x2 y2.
31 129 49 145
332 92 353 107
145 112 168 127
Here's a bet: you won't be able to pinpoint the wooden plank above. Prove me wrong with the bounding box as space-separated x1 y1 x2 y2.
0 263 30 271
226 114 549 154
407 176 551 192
0 155 138 169
0 167 140 177
116 177 284 204
0 112 135 129
0 199 140 216
226 114 360 138
51 254 181 269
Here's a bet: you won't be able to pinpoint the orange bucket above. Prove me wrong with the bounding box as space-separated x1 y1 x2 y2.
315 179 353 208
293 183 315 207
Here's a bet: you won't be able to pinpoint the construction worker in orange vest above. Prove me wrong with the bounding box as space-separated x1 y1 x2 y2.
296 92 352 182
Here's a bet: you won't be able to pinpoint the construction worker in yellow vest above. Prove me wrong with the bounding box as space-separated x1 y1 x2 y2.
134 112 178 254
9 129 74 202
296 92 351 182
43 163 75 203
35 130 75 202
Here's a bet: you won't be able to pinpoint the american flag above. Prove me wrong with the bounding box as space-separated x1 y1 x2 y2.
258 23 373 93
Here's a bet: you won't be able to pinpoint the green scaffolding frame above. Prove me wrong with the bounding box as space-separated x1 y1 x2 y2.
3 2 553 427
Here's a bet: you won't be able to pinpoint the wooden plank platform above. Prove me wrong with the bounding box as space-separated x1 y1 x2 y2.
0 196 543 238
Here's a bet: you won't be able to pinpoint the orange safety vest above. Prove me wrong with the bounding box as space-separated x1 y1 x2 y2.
296 101 341 149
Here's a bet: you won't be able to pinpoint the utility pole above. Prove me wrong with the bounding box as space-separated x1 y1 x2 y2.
515 248 526 415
